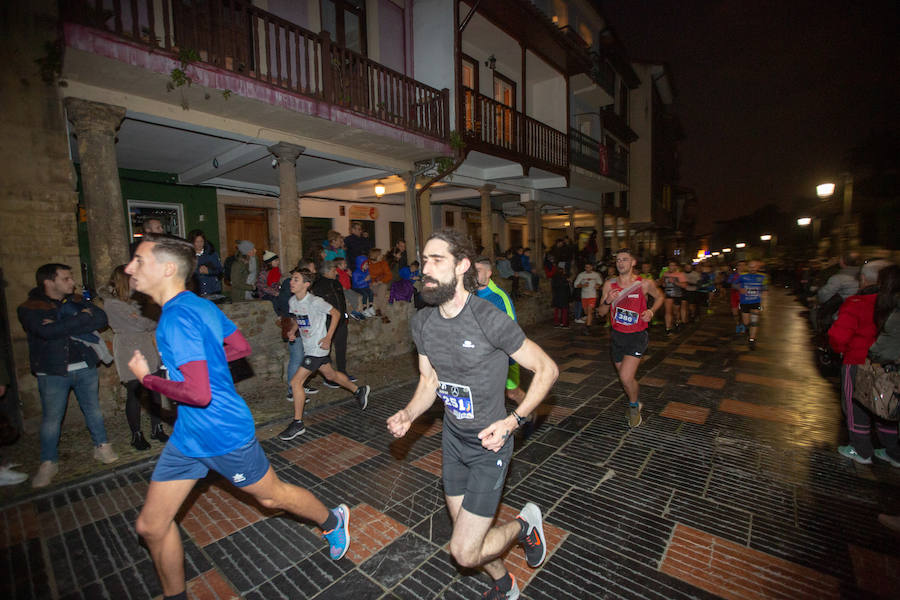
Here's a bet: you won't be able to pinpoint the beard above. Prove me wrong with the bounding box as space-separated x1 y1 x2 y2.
420 275 457 305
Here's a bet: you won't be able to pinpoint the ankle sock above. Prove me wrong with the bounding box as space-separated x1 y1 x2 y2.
163 592 187 600
516 516 528 541
494 572 513 593
321 510 338 532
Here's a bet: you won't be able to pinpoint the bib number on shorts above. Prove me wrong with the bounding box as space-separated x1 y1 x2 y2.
437 381 474 420
614 306 639 326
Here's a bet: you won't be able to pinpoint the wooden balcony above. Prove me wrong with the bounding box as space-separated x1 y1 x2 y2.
569 128 628 184
61 0 449 141
461 87 568 177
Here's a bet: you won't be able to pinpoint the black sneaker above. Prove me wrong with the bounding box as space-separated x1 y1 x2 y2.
305 385 319 395
516 502 547 568
354 385 370 410
482 575 520 599
322 379 340 389
131 431 150 451
748 338 757 351
278 420 306 441
150 424 169 443
347 374 358 382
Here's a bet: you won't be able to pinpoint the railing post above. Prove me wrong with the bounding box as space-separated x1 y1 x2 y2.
441 88 450 140
319 31 333 103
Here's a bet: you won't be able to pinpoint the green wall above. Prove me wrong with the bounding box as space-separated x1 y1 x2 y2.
76 168 219 289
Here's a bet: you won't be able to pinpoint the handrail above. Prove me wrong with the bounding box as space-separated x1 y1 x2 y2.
60 0 449 140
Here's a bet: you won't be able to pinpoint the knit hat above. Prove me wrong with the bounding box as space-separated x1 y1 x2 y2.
263 250 278 263
237 240 254 255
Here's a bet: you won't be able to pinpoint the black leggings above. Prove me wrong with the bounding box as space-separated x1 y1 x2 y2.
125 379 163 433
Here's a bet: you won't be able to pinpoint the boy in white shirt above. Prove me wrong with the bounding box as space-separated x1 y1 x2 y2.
279 271 370 440
574 263 604 327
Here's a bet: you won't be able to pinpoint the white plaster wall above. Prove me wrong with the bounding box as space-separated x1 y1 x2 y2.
529 76 566 132
628 63 653 224
300 197 405 249
413 0 456 125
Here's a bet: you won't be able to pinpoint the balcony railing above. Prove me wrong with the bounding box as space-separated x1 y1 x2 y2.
61 0 449 141
461 87 568 176
569 128 628 184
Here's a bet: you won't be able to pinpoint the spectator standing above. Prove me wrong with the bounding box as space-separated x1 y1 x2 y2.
228 241 256 303
829 260 897 465
550 264 571 327
188 230 223 298
257 251 281 301
351 255 375 316
573 262 603 327
392 240 408 269
102 266 168 450
367 249 392 320
344 221 372 268
0 328 28 486
130 217 165 256
312 261 356 386
18 263 118 488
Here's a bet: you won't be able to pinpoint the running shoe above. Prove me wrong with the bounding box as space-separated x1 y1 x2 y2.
286 393 313 404
305 385 319 395
322 379 340 389
516 502 546 567
874 448 900 468
323 504 350 560
627 402 643 428
574 317 586 324
355 384 370 410
0 464 28 486
838 445 872 465
278 420 306 441
482 575 520 600
665 329 672 337
350 311 366 320
347 374 358 382
748 338 757 351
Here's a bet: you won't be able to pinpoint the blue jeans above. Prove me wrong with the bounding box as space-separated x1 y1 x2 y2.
37 367 108 462
287 340 305 395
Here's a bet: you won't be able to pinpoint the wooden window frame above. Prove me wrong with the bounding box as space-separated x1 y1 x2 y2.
320 0 368 55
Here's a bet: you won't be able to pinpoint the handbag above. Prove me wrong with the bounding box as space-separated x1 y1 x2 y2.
853 360 900 420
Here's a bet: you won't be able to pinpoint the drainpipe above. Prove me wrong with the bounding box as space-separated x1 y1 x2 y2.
406 159 436 260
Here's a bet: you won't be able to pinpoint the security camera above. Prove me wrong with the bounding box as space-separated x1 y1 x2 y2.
271 158 278 168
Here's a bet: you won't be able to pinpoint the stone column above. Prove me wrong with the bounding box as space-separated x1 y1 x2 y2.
419 187 433 243
623 216 631 248
567 206 576 243
65 98 127 286
404 174 418 259
268 142 305 270
610 216 620 253
479 184 495 259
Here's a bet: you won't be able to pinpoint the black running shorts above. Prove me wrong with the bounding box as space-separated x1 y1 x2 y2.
740 302 761 314
302 354 331 371
610 329 649 363
442 427 513 518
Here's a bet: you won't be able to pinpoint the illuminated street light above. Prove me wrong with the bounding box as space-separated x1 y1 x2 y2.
760 234 772 241
816 182 835 198
735 242 746 248
723 248 732 253
712 251 720 256
797 217 812 226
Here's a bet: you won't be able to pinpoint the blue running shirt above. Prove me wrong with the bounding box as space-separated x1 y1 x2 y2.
156 291 255 457
476 280 517 321
736 273 768 305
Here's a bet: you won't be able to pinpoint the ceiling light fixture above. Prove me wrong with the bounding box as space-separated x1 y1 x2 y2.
374 181 386 197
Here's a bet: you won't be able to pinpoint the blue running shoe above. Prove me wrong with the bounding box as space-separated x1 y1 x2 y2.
323 504 350 560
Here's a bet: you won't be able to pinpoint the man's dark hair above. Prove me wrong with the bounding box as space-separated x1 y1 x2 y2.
36 263 71 289
842 253 860 267
475 256 493 269
296 269 315 285
410 260 420 267
142 234 197 282
616 248 633 257
426 229 478 292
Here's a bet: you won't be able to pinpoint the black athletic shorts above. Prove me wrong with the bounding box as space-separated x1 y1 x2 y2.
442 427 513 518
665 294 683 304
302 354 331 371
610 329 649 363
740 302 761 314
687 291 704 305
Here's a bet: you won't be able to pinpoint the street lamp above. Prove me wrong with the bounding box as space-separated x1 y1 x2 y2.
760 234 772 241
735 242 746 249
816 183 835 198
817 175 853 254
797 217 811 226
723 248 732 253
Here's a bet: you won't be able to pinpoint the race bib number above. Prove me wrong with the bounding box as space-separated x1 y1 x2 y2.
614 306 639 326
295 314 311 336
437 381 474 420
744 288 760 299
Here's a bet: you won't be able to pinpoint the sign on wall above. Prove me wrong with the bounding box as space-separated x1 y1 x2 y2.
349 205 379 220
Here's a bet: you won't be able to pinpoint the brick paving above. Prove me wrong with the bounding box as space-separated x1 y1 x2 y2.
2 288 900 599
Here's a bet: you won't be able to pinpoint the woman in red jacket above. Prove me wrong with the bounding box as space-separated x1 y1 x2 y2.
828 259 897 464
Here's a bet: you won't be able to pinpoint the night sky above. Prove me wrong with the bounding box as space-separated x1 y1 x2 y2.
602 0 899 233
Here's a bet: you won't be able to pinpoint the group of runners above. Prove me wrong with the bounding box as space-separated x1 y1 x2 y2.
123 229 762 599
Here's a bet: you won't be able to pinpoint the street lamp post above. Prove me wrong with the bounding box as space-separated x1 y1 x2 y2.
817 174 853 255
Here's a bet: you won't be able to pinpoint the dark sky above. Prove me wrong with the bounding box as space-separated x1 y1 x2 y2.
602 0 899 233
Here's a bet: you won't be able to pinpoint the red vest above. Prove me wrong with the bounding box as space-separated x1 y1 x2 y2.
609 277 648 333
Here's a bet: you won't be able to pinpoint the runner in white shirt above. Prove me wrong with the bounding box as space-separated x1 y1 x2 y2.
573 263 604 328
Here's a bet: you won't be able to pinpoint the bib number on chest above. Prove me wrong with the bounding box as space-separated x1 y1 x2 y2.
437 381 474 420
744 288 760 299
614 306 640 326
295 314 311 336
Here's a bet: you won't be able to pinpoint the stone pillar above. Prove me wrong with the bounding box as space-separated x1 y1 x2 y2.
268 142 305 270
479 184 495 259
524 201 544 269
623 216 631 248
419 187 433 243
404 174 418 259
65 98 128 286
567 206 576 243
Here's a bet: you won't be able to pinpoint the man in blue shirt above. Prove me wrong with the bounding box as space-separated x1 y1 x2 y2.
125 234 350 600
736 259 768 350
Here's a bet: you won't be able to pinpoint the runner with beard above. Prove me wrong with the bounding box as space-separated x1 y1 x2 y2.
387 230 558 600
597 248 665 428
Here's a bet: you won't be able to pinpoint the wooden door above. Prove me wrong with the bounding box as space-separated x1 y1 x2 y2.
225 206 269 258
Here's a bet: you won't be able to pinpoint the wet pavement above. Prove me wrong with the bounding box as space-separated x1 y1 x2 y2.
2 289 899 599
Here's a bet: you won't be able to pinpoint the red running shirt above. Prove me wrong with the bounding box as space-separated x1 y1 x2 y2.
609 277 648 333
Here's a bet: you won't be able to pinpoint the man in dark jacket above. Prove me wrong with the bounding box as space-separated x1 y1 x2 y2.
17 263 118 488
344 221 372 269
312 260 355 385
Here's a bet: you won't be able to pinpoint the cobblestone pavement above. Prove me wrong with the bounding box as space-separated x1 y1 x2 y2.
3 289 899 599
